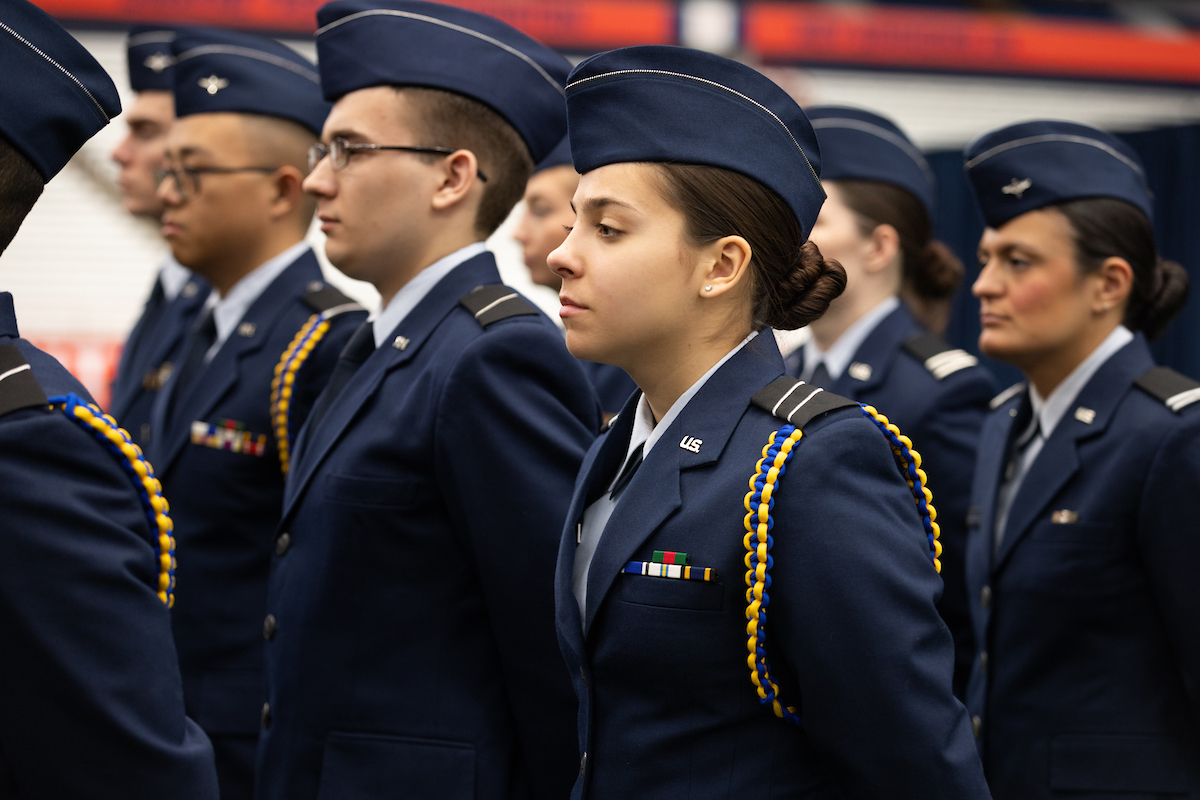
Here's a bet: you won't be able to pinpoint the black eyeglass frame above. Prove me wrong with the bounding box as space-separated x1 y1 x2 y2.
155 164 281 200
307 137 489 182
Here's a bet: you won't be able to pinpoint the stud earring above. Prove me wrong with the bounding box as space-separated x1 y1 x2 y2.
704 285 712 291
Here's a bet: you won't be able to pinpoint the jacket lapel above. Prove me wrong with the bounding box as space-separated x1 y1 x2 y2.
993 337 1153 572
831 304 915 399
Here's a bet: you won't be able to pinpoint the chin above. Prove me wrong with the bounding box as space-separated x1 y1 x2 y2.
978 331 1026 366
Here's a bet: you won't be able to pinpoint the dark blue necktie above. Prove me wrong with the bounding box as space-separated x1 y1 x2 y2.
808 361 832 389
166 309 216 425
609 442 645 501
304 320 375 437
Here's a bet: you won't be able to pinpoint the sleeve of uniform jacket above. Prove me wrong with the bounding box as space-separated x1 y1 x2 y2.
434 317 600 800
767 412 991 800
0 406 219 799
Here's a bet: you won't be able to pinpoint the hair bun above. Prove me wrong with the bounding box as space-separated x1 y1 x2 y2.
763 240 847 330
1138 259 1190 340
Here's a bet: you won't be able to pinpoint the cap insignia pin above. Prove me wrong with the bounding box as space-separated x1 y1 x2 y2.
144 52 173 73
1002 177 1032 198
198 74 229 95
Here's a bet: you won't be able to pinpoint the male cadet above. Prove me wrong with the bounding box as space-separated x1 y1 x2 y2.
146 27 366 800
0 2 218 797
109 26 211 447
256 2 599 798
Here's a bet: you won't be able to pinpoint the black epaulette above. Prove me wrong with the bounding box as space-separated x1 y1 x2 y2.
302 283 363 318
1135 366 1200 413
458 284 539 328
751 376 858 430
902 333 979 380
989 382 1026 410
0 344 47 418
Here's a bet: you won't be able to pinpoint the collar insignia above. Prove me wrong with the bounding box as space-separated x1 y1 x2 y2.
679 435 702 453
237 322 256 337
1051 509 1079 524
144 52 173 73
198 74 229 95
181 281 199 298
1002 177 1032 198
1074 406 1096 424
848 361 873 381
393 335 410 350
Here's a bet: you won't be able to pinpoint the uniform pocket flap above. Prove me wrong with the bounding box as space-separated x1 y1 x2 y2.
1050 733 1190 793
615 572 723 611
316 732 475 800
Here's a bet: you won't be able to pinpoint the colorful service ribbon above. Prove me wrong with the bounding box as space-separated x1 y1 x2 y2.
624 548 716 581
190 419 269 456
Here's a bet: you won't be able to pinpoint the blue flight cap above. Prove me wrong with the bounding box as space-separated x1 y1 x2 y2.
314 0 572 163
534 136 572 175
565 46 825 239
964 120 1153 228
127 25 177 92
0 0 121 180
807 106 935 219
170 28 331 136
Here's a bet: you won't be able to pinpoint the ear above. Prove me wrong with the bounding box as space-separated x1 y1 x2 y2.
864 223 901 274
430 149 482 213
1092 255 1134 315
699 234 753 299
267 165 306 220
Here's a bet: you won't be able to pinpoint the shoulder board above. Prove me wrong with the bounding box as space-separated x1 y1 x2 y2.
302 283 363 318
0 344 47 418
600 412 619 433
1135 366 1200 413
458 284 539 328
751 376 858 430
989 382 1026 410
902 333 979 380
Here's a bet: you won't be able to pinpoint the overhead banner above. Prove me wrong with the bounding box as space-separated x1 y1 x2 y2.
744 2 1200 84
35 0 677 49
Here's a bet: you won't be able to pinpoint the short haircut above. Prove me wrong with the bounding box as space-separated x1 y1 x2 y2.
397 87 534 237
238 113 319 228
0 133 45 256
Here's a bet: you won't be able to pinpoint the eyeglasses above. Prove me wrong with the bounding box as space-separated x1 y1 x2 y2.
155 164 280 201
307 137 488 182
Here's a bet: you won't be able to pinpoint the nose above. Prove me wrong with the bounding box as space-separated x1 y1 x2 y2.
547 230 580 280
156 171 181 206
302 154 335 198
111 134 133 167
972 257 1002 299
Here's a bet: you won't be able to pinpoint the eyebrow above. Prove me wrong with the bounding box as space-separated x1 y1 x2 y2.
573 196 638 216
171 145 213 160
325 129 368 143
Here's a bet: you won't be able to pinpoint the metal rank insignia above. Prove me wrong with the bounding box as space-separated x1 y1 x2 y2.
623 549 717 582
191 418 269 456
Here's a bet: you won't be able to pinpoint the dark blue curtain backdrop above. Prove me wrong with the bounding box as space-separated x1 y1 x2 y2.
929 122 1200 387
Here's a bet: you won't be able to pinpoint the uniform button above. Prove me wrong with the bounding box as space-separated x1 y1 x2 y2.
972 715 982 740
580 752 587 777
980 585 992 609
263 614 277 640
261 702 272 729
979 650 988 672
275 532 291 556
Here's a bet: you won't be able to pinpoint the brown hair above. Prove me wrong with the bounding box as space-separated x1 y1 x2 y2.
833 179 963 302
397 87 533 237
0 133 44 256
653 163 846 330
1055 197 1189 341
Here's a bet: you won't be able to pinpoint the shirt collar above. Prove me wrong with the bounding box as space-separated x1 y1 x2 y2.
370 242 487 349
801 295 899 382
1028 324 1134 439
622 331 758 467
158 254 194 302
208 241 311 354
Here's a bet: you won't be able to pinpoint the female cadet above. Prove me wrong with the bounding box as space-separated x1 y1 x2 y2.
790 107 996 696
548 45 990 799
962 120 1200 799
514 136 637 417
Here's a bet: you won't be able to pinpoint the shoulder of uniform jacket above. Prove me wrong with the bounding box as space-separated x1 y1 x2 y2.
989 382 1026 410
0 344 47 419
751 375 859 431
902 332 980 380
301 282 365 318
458 284 539 328
1135 366 1200 413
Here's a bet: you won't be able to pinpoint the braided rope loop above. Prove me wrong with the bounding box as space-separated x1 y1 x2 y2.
48 393 177 607
269 313 331 475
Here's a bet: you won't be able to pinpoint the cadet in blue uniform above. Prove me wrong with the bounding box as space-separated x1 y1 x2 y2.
786 106 995 697
146 28 365 800
0 3 218 796
962 120 1200 798
515 136 637 417
256 3 599 798
109 26 211 447
548 46 990 799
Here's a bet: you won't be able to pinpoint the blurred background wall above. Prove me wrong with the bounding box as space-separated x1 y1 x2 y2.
12 0 1200 402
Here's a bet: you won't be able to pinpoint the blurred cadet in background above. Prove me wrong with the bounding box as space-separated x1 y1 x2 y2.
256 2 597 797
0 2 218 796
787 106 995 698
109 25 211 446
146 27 364 800
514 135 636 418
964 120 1200 799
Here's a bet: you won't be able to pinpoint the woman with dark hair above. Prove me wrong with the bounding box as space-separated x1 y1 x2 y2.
962 120 1200 799
548 46 990 799
789 107 996 697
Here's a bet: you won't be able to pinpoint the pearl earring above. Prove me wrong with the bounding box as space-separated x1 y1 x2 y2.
704 285 712 291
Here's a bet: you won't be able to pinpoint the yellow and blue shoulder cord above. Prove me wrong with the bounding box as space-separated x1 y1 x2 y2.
270 312 334 476
48 393 176 607
742 403 941 727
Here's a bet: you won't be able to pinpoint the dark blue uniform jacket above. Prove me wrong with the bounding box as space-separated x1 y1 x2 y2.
146 251 363 784
0 292 218 799
966 336 1200 799
556 331 990 799
110 270 210 447
257 252 599 800
788 303 995 695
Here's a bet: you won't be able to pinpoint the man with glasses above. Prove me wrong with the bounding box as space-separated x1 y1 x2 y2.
109 26 211 448
255 2 599 798
146 27 366 800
